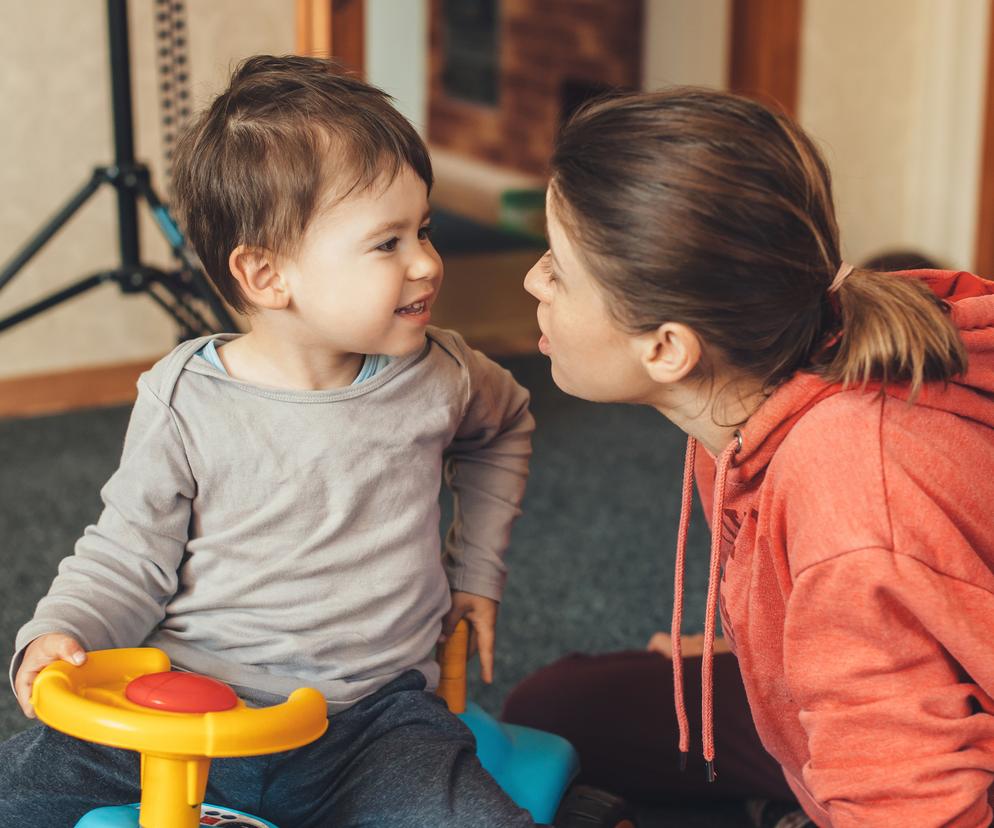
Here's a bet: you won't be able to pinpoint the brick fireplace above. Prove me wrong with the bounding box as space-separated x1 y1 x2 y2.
428 0 643 177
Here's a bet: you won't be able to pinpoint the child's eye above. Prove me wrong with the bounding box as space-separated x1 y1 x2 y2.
377 237 399 252
418 224 433 241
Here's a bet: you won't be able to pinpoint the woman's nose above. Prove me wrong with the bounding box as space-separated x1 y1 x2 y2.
523 261 545 300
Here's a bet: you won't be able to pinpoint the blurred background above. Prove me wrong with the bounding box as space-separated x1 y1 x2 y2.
2 0 993 403
0 5 991 821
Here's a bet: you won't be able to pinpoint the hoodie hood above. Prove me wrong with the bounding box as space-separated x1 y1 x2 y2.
734 269 994 484
669 269 994 782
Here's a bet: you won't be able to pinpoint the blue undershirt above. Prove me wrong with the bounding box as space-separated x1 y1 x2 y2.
197 339 391 385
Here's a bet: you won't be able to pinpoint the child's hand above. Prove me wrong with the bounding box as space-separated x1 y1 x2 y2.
14 633 86 718
440 592 498 684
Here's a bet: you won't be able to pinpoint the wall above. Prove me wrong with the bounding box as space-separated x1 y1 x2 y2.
3 1 992 385
642 0 730 89
799 0 989 269
365 0 428 133
0 1 293 382
427 0 643 176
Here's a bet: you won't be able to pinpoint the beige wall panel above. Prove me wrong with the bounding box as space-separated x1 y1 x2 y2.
0 1 293 382
800 0 989 270
642 0 730 90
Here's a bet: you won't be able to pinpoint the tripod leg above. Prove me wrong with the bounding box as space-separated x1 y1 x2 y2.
0 273 110 333
137 178 239 332
0 171 106 292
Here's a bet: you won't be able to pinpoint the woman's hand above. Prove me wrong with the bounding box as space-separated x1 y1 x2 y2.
440 592 499 684
14 633 86 718
647 631 731 658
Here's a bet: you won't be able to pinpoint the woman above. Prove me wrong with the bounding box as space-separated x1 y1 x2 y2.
508 88 994 827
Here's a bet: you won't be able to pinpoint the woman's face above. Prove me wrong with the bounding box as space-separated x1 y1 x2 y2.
523 198 654 403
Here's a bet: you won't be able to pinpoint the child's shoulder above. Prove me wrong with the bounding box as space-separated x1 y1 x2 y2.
425 326 471 361
426 326 503 372
138 335 220 404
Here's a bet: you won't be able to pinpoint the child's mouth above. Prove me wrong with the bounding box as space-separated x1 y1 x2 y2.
395 300 427 316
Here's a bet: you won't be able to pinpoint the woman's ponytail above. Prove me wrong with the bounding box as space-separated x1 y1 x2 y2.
813 268 968 399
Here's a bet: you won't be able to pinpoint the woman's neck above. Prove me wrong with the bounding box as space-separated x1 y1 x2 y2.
649 373 767 456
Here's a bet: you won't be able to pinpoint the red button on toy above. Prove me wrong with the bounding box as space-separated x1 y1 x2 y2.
125 671 239 713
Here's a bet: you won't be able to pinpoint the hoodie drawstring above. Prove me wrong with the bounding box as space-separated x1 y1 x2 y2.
670 437 697 770
671 433 739 782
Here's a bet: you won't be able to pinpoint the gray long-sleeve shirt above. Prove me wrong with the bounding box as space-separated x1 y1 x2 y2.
12 328 533 710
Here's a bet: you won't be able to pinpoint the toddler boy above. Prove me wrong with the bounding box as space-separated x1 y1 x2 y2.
2 55 534 827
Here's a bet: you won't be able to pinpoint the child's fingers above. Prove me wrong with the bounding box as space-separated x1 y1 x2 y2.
475 621 495 684
15 634 86 719
51 636 86 666
34 632 86 666
438 607 465 643
13 668 38 718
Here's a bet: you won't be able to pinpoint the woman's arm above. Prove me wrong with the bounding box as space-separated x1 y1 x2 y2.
784 547 994 828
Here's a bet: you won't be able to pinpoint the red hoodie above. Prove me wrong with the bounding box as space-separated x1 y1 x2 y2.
674 271 994 827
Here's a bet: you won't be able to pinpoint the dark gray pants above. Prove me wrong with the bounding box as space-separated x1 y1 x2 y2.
0 670 534 827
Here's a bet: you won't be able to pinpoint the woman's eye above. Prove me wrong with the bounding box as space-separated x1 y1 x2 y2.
541 252 558 283
377 237 399 252
418 224 433 241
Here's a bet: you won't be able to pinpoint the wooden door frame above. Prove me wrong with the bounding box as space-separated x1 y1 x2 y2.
975 1 994 276
296 0 365 74
728 0 803 118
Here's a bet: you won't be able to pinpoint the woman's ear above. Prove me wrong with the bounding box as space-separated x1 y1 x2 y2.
228 245 289 310
637 322 702 384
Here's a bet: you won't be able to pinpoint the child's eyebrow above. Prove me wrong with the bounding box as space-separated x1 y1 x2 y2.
362 209 432 243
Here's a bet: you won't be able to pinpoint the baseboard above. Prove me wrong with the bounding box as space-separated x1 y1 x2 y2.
0 358 158 419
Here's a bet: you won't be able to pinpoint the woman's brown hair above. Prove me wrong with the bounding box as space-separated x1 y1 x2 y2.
550 88 966 398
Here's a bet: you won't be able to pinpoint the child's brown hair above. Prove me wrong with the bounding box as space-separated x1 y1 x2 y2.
172 55 433 313
550 88 966 399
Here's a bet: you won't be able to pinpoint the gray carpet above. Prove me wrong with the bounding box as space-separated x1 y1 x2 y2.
0 354 749 827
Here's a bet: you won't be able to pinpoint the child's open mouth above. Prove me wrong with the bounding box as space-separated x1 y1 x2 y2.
395 300 427 316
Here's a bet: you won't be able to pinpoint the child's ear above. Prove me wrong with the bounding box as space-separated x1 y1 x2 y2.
637 322 702 384
228 245 289 310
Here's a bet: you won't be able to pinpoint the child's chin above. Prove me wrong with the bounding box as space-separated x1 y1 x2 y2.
383 331 427 357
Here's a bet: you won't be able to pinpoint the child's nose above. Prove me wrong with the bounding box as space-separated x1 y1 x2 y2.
409 247 441 281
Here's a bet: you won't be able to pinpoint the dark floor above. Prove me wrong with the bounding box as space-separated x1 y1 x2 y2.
0 354 751 827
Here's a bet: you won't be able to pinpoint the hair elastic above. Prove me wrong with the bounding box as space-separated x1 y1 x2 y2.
828 262 855 293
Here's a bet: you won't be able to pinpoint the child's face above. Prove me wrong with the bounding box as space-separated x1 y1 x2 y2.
523 195 653 403
279 165 442 357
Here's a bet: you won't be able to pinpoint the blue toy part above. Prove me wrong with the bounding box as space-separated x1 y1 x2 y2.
76 803 277 828
459 702 580 825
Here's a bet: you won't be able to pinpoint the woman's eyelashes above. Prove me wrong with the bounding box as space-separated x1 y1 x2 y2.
541 251 558 283
375 224 433 253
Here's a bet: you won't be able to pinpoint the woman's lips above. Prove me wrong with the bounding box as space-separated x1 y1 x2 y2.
538 333 551 355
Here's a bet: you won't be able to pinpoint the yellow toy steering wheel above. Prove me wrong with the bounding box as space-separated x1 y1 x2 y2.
32 647 328 828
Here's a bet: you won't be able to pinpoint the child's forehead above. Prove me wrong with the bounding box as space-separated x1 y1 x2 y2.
317 163 429 218
302 166 430 244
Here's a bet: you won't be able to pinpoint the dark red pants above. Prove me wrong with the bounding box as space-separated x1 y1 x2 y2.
501 650 794 804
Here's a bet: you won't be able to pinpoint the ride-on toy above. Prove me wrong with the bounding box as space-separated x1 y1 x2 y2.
32 622 634 827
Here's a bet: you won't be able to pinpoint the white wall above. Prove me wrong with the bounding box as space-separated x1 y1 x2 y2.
365 0 428 134
4 2 992 383
0 1 294 382
799 0 989 269
642 0 730 90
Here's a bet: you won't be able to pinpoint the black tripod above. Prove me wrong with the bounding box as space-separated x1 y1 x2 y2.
0 0 236 338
